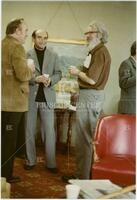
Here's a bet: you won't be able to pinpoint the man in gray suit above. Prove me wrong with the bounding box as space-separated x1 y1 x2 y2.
24 29 62 173
118 41 136 114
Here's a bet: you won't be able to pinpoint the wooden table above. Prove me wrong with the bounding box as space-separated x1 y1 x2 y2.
55 107 76 153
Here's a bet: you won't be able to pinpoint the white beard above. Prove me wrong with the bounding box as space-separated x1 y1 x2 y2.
86 38 101 52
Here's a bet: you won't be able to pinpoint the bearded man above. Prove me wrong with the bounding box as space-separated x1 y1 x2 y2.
68 21 111 179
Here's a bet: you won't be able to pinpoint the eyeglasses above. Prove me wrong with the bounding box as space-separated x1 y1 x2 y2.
84 31 99 35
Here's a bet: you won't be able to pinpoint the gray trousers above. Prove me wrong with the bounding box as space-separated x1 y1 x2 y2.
25 102 56 168
75 89 104 179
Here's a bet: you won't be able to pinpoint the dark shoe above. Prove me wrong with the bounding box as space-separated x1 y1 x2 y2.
24 164 35 170
7 176 21 183
62 175 78 183
46 167 58 174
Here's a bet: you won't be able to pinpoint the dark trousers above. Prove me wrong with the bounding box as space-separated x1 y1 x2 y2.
1 111 26 179
15 113 26 157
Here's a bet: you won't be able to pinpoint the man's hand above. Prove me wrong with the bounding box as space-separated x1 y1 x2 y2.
44 78 51 87
35 75 44 83
69 65 96 85
69 66 80 76
35 74 51 87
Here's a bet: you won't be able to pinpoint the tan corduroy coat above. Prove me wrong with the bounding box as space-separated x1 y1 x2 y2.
2 36 33 112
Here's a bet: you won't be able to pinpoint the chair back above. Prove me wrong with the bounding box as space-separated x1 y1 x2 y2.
94 114 136 159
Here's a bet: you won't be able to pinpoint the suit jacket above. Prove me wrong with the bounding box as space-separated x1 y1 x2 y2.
27 47 62 109
118 57 136 114
2 36 33 112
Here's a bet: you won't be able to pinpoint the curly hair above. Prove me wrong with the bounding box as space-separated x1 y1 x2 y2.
85 21 109 43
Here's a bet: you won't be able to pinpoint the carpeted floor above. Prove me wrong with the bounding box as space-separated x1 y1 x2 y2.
11 145 76 198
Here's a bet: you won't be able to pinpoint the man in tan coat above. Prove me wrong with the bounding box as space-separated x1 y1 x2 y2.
1 18 35 183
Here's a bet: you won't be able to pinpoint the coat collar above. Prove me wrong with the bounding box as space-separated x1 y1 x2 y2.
6 35 20 44
89 42 104 55
31 47 51 73
129 56 136 69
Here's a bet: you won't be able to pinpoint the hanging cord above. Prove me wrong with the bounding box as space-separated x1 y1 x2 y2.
44 1 83 174
45 2 64 29
45 1 84 38
67 1 84 37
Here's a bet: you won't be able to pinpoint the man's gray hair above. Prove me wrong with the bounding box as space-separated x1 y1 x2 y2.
85 21 109 43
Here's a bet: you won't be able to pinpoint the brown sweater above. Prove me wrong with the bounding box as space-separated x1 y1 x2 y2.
78 43 111 90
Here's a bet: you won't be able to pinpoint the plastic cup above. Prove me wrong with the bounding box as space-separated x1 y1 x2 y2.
43 74 49 78
27 58 34 66
66 184 80 199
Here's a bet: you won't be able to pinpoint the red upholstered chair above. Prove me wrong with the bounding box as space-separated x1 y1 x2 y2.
92 114 136 186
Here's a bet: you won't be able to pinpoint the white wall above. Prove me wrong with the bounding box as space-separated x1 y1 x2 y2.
2 1 136 114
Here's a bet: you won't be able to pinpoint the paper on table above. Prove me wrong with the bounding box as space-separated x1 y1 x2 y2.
69 180 135 199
